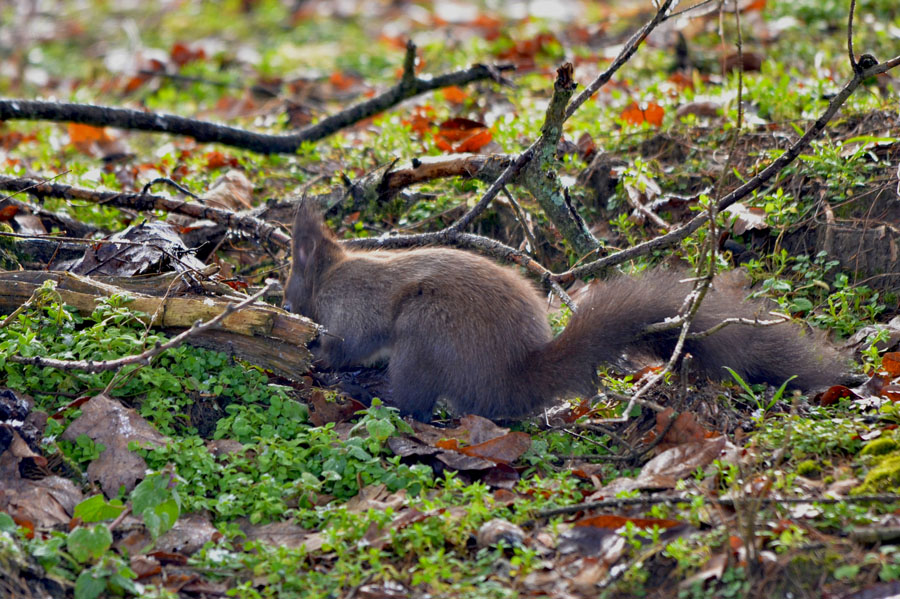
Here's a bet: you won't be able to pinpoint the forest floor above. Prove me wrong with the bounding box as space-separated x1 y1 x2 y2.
1 1 900 598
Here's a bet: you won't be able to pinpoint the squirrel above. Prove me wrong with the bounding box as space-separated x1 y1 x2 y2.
283 201 845 422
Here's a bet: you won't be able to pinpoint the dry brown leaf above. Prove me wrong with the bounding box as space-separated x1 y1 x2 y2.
346 484 407 513
458 432 531 464
155 513 220 555
0 436 83 528
241 521 321 550
725 202 769 235
307 390 366 426
204 169 254 210
475 518 525 548
638 436 728 484
61 393 167 496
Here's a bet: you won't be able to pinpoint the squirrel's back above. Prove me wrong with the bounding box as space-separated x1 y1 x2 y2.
284 202 846 421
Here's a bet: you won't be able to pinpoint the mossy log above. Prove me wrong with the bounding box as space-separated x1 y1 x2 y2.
0 270 316 379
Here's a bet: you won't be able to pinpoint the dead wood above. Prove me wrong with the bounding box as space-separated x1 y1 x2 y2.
0 271 316 379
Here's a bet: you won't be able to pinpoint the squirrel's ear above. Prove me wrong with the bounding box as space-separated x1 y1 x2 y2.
291 199 327 269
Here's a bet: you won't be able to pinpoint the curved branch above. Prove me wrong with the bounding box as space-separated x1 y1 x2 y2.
0 49 512 155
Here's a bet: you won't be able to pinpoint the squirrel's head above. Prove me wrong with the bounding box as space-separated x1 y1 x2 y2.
283 199 343 317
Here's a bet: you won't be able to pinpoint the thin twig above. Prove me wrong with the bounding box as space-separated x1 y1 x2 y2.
140 177 204 201
500 186 539 259
848 0 858 72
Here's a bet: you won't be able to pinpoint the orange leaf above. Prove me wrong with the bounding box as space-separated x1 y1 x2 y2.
434 118 492 153
743 0 766 12
667 72 694 92
442 86 469 104
378 34 407 50
68 123 112 144
342 211 362 225
329 70 358 91
495 32 558 66
433 129 492 153
435 439 460 450
470 14 502 29
454 128 492 152
204 151 238 170
883 352 900 377
621 101 665 127
13 517 35 539
437 117 486 141
402 105 435 136
123 74 151 93
433 134 455 152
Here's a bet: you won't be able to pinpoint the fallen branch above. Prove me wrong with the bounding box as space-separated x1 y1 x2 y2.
0 175 291 250
0 42 512 155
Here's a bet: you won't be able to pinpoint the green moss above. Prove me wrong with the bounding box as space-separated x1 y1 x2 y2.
797 460 822 477
854 454 900 495
860 437 900 457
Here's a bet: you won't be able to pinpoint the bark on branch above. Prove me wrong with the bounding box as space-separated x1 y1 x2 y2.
0 175 291 250
0 42 512 155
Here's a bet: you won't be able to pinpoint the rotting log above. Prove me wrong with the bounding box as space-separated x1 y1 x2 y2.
0 270 317 379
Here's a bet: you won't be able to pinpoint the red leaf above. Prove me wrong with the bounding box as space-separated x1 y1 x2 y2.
402 105 435 136
883 352 900 377
817 385 858 407
51 395 93 420
223 280 249 291
0 204 19 221
574 514 682 530
170 42 205 66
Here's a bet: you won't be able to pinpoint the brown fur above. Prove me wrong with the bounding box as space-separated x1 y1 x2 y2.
284 201 845 421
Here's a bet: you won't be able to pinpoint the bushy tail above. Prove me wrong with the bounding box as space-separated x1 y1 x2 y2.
521 270 845 407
